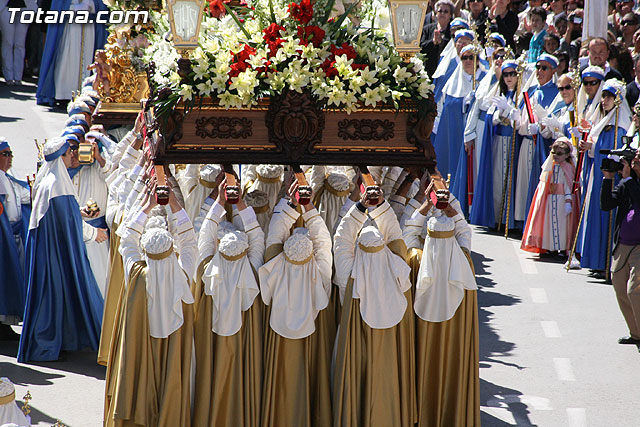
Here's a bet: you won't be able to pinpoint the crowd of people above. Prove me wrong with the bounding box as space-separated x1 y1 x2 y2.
1 0 640 426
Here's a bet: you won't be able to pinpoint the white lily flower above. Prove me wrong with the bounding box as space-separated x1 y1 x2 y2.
179 84 194 101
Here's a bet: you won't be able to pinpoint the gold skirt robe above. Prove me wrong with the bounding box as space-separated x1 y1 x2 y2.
98 221 124 366
192 256 264 427
260 305 333 427
333 279 416 427
415 248 480 427
104 261 193 427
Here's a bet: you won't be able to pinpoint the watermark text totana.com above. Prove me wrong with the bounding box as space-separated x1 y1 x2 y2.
7 8 149 25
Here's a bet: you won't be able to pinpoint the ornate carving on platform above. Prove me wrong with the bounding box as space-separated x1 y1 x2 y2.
266 90 324 160
406 97 437 162
337 119 395 141
99 34 149 103
407 114 436 161
195 117 252 139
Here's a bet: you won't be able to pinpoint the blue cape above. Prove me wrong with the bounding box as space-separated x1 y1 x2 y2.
36 0 108 105
0 196 25 317
18 195 103 362
469 113 520 228
577 127 622 270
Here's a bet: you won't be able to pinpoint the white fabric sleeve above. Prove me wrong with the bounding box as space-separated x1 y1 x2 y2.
369 201 402 243
303 207 333 288
82 220 97 242
99 159 112 179
124 176 145 214
173 208 198 280
118 164 143 206
119 210 146 278
452 213 472 251
403 210 426 250
381 166 402 197
464 98 480 142
197 197 215 221
119 145 142 171
181 164 200 197
240 164 257 190
239 206 265 270
333 204 367 290
17 184 30 205
400 197 422 228
198 201 226 262
265 198 300 247
309 165 326 192
333 197 357 234
389 194 407 221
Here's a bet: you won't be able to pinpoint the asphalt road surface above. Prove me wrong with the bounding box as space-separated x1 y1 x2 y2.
1 78 639 427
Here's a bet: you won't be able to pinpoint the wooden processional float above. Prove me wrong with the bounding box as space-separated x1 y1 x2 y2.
94 82 450 207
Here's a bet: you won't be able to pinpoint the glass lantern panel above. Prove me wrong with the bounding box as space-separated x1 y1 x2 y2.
173 1 201 41
394 4 422 44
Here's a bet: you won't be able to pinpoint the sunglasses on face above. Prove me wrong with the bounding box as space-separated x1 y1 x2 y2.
582 79 600 86
0 151 13 157
622 20 637 26
558 84 573 91
536 64 549 71
69 145 79 152
503 71 518 77
461 55 475 61
494 54 506 60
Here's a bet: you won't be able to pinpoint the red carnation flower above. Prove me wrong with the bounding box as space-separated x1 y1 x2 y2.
288 0 313 25
320 58 338 78
207 0 228 18
263 23 285 43
297 25 325 47
228 61 248 79
235 44 257 62
330 42 357 60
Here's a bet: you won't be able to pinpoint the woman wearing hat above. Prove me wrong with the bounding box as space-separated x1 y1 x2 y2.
577 79 632 277
470 60 522 229
18 137 103 363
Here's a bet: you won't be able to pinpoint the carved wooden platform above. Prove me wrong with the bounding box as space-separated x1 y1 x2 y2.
93 102 140 128
145 91 437 167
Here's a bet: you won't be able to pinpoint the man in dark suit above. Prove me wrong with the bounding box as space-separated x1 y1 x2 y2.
601 146 640 350
580 37 625 81
626 55 640 108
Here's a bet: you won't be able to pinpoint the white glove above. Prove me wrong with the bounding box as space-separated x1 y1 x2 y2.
565 202 572 215
570 126 581 137
545 116 563 134
492 95 508 112
527 123 539 135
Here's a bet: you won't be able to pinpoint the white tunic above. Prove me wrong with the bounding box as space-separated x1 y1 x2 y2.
72 160 110 297
198 201 264 336
54 0 96 99
258 200 332 339
333 201 411 328
119 208 196 338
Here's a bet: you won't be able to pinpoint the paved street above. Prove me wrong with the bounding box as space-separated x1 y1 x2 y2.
1 78 640 426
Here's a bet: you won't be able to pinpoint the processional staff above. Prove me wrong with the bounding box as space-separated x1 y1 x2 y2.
501 53 524 238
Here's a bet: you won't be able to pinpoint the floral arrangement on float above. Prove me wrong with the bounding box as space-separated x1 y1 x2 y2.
143 0 434 118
